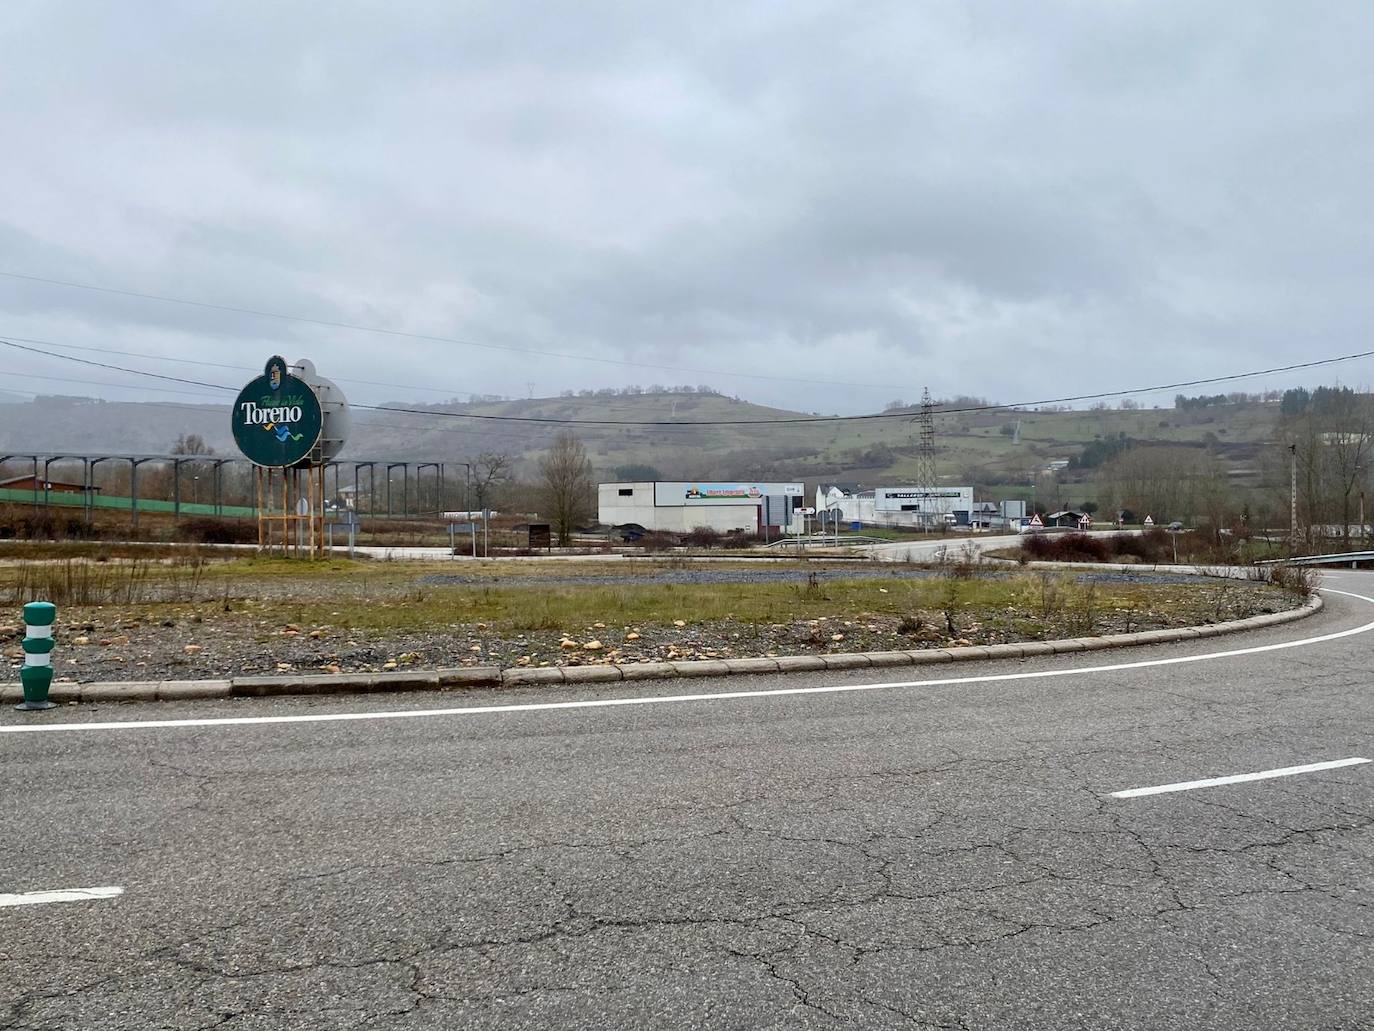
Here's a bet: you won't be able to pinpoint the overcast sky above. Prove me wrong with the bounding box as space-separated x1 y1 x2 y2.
2 2 1373 415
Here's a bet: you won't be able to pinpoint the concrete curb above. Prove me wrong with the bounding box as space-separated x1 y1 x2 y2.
0 595 1323 704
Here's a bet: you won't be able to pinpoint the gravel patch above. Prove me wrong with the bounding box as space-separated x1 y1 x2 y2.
0 579 1301 685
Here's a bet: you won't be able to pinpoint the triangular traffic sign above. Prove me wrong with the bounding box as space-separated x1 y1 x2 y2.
1029 513 1043 527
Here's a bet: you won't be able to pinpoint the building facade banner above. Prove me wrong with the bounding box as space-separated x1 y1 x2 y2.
874 487 973 513
654 482 804 506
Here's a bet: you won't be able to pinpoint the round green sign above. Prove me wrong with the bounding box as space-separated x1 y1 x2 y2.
230 356 324 467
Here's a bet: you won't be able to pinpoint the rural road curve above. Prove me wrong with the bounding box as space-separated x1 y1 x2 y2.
2 574 1372 1029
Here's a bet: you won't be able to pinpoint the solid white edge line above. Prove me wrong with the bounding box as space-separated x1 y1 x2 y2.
1111 757 1371 799
0 885 124 908
1 588 1367 735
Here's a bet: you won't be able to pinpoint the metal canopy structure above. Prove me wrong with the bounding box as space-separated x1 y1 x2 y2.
0 453 469 530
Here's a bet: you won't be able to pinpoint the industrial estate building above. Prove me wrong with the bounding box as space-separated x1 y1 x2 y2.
816 484 973 526
815 486 1028 529
598 480 1031 535
598 481 804 533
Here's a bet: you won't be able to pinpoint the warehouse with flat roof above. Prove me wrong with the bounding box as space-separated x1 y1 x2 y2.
598 481 804 534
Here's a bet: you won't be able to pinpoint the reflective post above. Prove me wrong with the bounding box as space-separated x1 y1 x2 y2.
16 601 57 711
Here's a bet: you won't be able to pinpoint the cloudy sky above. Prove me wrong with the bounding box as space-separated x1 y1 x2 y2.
2 1 1372 415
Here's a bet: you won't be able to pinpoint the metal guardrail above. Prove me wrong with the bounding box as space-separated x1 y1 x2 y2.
1256 551 1374 567
763 535 891 549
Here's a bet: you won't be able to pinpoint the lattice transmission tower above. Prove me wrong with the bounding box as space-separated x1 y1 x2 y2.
914 387 937 494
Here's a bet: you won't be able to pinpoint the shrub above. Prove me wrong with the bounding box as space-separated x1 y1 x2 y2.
722 530 763 549
1260 563 1320 597
1019 532 1108 563
176 517 258 545
1052 533 1110 563
683 525 722 549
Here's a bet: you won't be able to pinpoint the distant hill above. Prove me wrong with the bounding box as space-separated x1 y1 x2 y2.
0 390 1289 495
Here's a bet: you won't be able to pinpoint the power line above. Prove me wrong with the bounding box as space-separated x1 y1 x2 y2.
2 336 1371 427
0 269 899 391
1 334 552 402
1 368 228 399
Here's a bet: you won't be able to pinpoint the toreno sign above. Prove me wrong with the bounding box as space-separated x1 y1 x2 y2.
230 356 324 467
875 486 973 513
656 482 803 506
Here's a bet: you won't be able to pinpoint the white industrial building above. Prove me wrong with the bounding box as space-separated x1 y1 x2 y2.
599 481 804 533
817 485 975 527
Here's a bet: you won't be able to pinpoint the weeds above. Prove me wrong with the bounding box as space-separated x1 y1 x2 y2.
940 578 960 636
1032 571 1064 618
1065 581 1098 635
0 556 210 606
1251 563 1321 596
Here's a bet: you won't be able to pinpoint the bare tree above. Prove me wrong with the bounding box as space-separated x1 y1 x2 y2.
470 452 514 511
539 432 594 546
1096 444 1233 524
171 433 214 455
1276 388 1374 543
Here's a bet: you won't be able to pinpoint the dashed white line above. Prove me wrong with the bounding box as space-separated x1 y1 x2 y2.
1 587 1369 736
0 885 124 908
1111 757 1371 799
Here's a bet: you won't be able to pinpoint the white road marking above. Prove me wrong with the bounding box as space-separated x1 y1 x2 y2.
1111 757 1371 799
0 885 124 908
1 587 1369 736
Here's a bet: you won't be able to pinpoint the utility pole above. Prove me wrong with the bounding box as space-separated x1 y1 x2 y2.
1289 444 1298 552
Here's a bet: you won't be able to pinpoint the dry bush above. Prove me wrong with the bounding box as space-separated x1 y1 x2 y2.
639 531 679 553
1254 563 1321 596
1065 580 1098 635
175 517 257 545
683 526 722 549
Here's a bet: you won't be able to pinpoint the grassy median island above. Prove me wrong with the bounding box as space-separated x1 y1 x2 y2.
0 554 1309 683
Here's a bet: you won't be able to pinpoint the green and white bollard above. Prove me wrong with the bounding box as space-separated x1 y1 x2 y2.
16 601 57 712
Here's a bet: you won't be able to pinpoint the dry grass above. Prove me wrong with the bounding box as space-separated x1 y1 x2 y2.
0 556 212 606
266 574 1291 636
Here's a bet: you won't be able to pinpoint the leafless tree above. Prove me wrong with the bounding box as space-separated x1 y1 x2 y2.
1278 389 1374 543
470 452 514 511
1095 445 1233 525
170 433 214 455
539 432 594 546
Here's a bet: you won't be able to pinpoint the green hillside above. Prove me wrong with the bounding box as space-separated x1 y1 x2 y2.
0 391 1289 497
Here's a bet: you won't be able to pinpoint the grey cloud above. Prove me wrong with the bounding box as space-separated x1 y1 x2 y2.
3 1 1373 413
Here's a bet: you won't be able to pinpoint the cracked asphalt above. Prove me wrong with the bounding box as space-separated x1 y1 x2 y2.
1 575 1372 1030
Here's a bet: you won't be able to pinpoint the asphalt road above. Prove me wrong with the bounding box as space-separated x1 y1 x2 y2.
2 574 1372 1030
